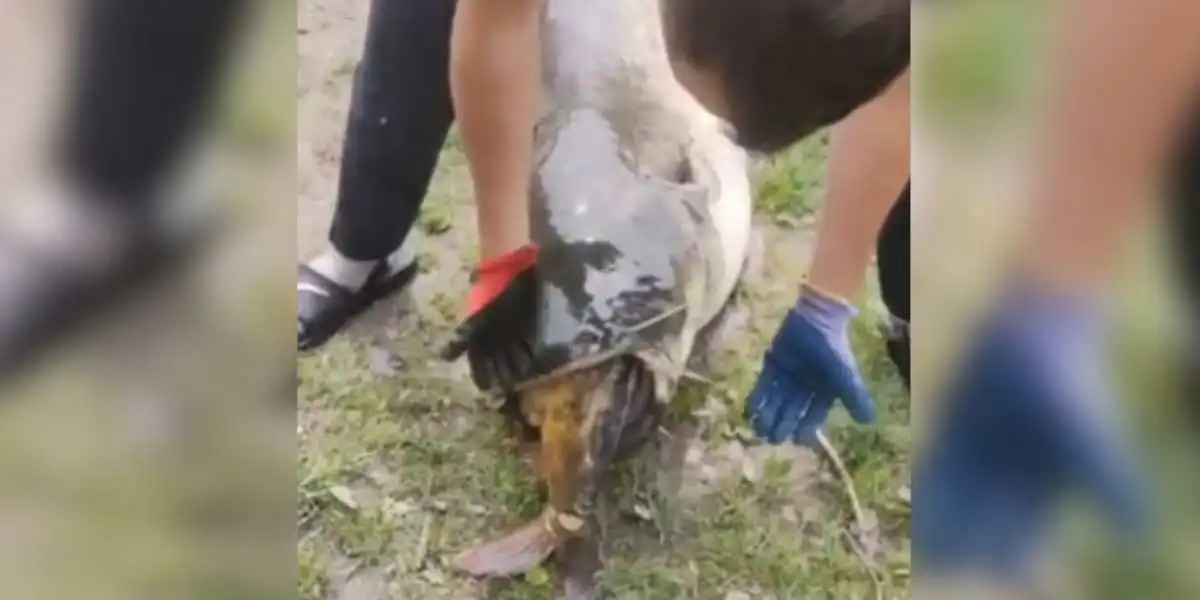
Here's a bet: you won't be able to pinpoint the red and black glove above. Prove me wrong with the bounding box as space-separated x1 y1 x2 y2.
441 244 543 393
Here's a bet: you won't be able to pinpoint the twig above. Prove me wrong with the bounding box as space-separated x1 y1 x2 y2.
813 429 868 532
413 513 433 571
841 528 884 600
819 430 885 600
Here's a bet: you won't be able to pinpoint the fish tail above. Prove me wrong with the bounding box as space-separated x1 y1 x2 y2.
452 509 570 578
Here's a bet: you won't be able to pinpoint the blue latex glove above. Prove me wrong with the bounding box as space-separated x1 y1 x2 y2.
746 285 876 446
913 283 1151 579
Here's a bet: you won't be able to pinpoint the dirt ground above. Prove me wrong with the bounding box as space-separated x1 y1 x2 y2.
296 1 910 599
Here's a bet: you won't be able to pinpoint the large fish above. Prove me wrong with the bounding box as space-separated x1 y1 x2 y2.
451 0 752 596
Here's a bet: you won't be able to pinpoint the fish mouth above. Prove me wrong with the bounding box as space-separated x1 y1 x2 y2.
511 303 687 396
518 355 661 471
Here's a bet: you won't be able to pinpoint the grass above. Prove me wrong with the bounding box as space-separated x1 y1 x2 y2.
751 134 828 228
297 128 911 599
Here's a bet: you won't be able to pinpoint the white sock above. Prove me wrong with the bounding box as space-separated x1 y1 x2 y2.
307 250 375 291
9 181 129 272
306 238 415 292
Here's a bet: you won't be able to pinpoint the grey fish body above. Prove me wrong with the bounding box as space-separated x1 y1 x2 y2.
529 0 752 396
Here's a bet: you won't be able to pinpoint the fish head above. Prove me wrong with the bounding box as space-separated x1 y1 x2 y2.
526 110 716 384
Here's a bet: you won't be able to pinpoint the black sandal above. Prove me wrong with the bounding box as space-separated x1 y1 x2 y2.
0 216 216 382
297 259 418 351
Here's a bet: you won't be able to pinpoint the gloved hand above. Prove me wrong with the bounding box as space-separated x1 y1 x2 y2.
913 283 1151 578
442 244 543 393
746 284 876 446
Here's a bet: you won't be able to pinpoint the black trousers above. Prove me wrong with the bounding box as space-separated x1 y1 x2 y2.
58 0 248 208
58 0 454 260
1170 109 1200 312
1169 106 1200 425
877 181 910 322
326 0 458 261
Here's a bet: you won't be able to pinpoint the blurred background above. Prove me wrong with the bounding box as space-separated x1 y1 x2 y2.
915 0 1199 597
0 1 294 598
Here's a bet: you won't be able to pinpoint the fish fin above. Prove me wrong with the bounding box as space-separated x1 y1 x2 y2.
453 511 561 578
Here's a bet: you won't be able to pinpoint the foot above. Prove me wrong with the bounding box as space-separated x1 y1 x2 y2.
297 244 418 351
0 182 215 381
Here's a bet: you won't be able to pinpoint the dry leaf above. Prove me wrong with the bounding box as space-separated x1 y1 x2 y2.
329 485 358 510
632 503 653 522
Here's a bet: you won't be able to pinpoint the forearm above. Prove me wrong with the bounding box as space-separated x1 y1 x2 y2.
1024 0 1200 292
808 69 911 300
450 0 543 260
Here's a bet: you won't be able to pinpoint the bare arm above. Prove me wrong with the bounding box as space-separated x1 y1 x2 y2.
450 0 543 261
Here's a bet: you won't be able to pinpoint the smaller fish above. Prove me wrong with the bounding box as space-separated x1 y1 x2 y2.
455 358 664 597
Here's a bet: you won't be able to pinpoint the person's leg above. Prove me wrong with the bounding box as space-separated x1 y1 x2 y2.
449 0 541 262
298 0 458 351
1167 105 1200 428
13 0 246 268
877 180 910 385
1169 109 1200 308
0 0 248 375
58 0 246 212
877 181 911 322
310 0 457 290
